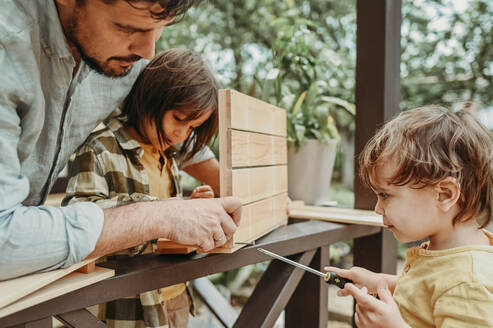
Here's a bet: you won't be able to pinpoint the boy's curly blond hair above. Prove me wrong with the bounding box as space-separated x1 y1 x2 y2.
359 104 493 228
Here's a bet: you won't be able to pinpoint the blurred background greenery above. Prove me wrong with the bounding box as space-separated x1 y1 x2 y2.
161 0 493 195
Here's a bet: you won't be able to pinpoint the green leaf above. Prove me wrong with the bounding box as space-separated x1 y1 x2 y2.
320 96 356 116
294 124 306 143
292 91 306 116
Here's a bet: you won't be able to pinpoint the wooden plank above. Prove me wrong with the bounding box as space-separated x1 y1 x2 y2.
230 130 287 168
155 239 197 254
289 205 383 226
219 89 232 197
0 267 114 318
231 165 287 204
0 259 97 310
235 193 288 244
204 193 288 254
225 89 287 137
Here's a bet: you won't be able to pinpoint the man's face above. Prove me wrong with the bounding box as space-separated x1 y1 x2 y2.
63 1 173 77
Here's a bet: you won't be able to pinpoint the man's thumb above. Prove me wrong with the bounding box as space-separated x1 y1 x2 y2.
220 197 242 226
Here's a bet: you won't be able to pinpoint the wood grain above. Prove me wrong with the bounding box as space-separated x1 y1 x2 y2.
289 203 383 226
0 259 96 310
230 165 287 204
0 267 114 318
230 130 287 168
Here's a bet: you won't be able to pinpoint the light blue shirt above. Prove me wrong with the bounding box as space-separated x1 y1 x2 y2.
0 0 149 280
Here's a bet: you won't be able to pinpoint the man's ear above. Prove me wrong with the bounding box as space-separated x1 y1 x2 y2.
434 177 460 212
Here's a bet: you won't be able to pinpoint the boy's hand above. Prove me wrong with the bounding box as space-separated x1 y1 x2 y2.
324 266 383 295
191 185 215 199
345 279 410 328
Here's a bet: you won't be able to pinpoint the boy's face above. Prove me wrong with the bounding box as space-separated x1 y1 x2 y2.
143 108 212 153
58 0 173 77
372 159 446 243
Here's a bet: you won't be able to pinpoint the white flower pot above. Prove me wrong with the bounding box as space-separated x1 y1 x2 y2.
287 139 338 205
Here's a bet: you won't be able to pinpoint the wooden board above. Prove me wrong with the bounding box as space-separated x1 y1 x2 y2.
218 89 289 253
230 130 287 167
0 267 114 318
231 166 288 204
0 259 96 310
155 240 197 254
224 89 286 137
289 202 383 226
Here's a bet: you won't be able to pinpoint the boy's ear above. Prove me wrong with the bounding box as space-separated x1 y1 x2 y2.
434 177 460 212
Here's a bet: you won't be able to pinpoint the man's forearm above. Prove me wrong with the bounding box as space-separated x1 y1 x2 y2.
87 197 242 259
87 200 169 259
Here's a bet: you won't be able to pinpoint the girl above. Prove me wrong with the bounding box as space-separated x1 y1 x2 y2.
63 48 220 328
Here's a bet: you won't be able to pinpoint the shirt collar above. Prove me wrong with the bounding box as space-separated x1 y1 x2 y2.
107 117 143 155
39 0 74 59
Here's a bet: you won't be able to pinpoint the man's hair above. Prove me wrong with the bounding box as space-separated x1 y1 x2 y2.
359 104 493 228
122 48 218 162
95 0 203 21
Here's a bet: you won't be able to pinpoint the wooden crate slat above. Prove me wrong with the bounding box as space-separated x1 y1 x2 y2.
234 193 288 244
231 165 287 204
228 90 287 137
230 130 287 168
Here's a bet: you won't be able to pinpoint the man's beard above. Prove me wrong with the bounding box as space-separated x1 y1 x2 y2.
67 16 140 78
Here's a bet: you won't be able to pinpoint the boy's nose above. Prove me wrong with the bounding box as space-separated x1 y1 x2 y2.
374 200 384 215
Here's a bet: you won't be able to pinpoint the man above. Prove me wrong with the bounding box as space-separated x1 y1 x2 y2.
0 0 241 280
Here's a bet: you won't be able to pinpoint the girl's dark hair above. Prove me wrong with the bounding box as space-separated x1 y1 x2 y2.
122 48 218 162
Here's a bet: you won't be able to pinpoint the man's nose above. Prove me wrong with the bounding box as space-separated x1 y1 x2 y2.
129 29 161 59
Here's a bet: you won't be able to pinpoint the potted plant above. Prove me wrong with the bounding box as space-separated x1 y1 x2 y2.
256 15 355 205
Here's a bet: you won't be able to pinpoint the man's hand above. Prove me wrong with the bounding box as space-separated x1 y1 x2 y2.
92 197 242 259
190 185 215 199
160 197 242 251
343 279 410 328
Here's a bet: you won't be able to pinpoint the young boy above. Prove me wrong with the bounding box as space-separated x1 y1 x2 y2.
326 105 493 327
63 48 220 328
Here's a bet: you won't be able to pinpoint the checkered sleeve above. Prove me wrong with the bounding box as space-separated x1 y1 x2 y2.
62 144 118 209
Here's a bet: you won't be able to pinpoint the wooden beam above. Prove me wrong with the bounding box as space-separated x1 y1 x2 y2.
233 250 315 328
55 309 106 328
285 246 329 328
192 278 237 328
354 0 401 210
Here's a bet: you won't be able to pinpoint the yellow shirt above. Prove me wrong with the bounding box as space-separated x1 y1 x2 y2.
393 230 493 328
139 142 186 301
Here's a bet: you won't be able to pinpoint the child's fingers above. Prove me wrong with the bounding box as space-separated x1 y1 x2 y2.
376 278 393 303
191 185 214 198
324 266 351 278
345 283 377 309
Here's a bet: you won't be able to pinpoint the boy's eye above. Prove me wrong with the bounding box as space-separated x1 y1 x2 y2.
377 193 389 200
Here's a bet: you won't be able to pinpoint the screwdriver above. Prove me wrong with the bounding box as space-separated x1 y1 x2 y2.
258 248 352 289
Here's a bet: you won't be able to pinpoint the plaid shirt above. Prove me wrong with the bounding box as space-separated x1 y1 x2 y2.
63 117 206 327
